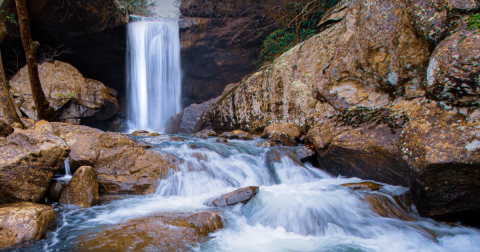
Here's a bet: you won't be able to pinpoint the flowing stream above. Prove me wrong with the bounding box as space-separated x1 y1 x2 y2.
126 16 182 131
19 136 480 252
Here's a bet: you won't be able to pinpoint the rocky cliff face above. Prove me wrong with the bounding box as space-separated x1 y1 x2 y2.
204 0 480 223
179 0 276 106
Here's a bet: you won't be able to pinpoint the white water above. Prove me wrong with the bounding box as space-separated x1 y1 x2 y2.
55 157 72 182
32 137 480 252
126 16 182 131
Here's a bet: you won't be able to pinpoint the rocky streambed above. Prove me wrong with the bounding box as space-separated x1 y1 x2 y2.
1 122 480 251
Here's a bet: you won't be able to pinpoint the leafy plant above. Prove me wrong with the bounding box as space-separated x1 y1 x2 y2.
67 93 75 100
0 10 17 25
467 13 480 30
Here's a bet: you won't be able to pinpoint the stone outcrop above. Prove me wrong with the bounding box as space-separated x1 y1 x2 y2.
0 120 13 137
0 202 56 249
0 130 70 204
262 123 303 146
207 186 259 207
77 212 223 251
10 61 119 124
166 83 237 134
200 0 480 223
60 166 99 208
33 121 182 195
179 0 276 106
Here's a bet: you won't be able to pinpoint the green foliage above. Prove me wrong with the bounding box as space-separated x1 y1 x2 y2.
332 106 409 134
0 10 17 25
256 28 315 65
256 0 340 66
467 13 480 30
119 0 156 16
67 93 75 100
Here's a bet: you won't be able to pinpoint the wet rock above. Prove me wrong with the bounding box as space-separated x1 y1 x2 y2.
318 123 410 187
208 186 259 207
0 120 13 137
265 148 304 167
295 146 316 161
262 123 303 146
341 182 383 191
194 129 217 138
0 202 56 249
131 130 160 137
256 141 279 148
426 20 480 107
0 130 70 204
77 212 223 251
98 195 126 205
219 130 255 140
47 181 66 202
400 101 480 218
362 193 415 221
33 121 183 195
9 61 119 123
60 166 99 208
216 138 228 143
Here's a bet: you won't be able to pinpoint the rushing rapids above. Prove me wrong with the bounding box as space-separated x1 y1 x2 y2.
21 135 480 251
126 17 182 131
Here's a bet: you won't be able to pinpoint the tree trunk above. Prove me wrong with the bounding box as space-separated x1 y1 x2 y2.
15 0 53 121
0 12 23 126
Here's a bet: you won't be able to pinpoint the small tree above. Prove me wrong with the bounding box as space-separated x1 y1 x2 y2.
0 11 23 126
15 0 54 121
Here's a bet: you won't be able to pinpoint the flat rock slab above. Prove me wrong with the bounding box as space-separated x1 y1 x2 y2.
208 186 259 207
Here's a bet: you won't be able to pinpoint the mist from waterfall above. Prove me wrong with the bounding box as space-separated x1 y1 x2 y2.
126 16 182 131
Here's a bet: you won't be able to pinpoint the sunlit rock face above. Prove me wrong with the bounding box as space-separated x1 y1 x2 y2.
9 61 119 124
201 0 480 222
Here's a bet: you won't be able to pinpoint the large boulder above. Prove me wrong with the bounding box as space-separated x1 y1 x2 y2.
426 19 480 107
60 166 99 208
0 130 70 204
0 202 56 249
10 61 119 124
400 101 480 218
206 0 430 133
33 121 182 195
77 212 223 251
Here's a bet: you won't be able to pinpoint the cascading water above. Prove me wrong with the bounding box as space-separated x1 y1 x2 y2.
55 157 72 182
31 136 480 252
126 16 182 131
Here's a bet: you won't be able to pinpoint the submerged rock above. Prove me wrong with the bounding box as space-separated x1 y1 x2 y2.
341 182 383 191
194 129 217 138
207 186 260 207
219 130 255 140
0 202 56 249
256 141 279 148
0 130 70 204
60 166 99 208
262 123 303 146
9 61 119 124
77 212 223 251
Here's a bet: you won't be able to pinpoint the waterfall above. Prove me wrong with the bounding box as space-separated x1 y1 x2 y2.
126 16 182 131
64 157 71 176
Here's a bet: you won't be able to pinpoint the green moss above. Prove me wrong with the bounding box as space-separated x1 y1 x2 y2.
331 106 409 133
